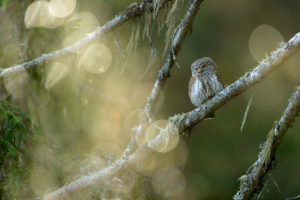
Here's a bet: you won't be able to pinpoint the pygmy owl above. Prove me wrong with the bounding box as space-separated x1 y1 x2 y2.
189 57 224 108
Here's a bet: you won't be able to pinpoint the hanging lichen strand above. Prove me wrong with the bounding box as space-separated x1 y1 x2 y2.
142 0 187 54
164 0 186 54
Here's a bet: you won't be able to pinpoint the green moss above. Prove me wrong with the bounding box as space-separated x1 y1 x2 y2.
168 113 185 124
0 0 10 9
0 100 33 199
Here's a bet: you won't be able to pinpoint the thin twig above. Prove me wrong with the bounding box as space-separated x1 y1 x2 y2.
234 86 300 200
269 173 282 194
113 33 126 58
240 95 253 132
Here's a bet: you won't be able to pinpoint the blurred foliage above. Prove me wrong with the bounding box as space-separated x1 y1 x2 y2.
0 0 10 9
0 100 33 199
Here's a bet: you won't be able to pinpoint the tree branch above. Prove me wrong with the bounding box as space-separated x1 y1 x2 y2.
43 142 159 200
176 32 300 133
43 1 204 199
42 31 300 200
233 86 300 200
144 0 204 122
124 0 204 156
0 0 157 79
22 1 299 199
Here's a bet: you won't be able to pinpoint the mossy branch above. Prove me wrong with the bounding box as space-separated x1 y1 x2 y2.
233 86 300 200
174 32 300 133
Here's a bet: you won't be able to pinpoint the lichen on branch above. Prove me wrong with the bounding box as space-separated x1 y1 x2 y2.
234 86 300 200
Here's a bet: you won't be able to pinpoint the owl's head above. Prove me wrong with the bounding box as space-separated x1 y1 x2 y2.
191 57 217 76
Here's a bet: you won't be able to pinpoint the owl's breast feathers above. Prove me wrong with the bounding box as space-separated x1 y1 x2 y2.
189 73 224 107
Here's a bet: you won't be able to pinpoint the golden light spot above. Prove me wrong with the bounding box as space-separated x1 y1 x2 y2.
45 61 69 90
143 120 167 144
131 149 160 175
49 0 76 18
249 24 284 62
106 169 138 194
160 139 189 168
24 1 64 29
152 167 186 198
24 1 44 28
63 12 100 50
78 43 112 74
146 120 180 153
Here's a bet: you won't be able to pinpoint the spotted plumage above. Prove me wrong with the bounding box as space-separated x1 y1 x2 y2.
189 57 224 107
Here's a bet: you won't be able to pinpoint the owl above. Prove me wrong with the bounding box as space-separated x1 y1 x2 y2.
188 57 224 108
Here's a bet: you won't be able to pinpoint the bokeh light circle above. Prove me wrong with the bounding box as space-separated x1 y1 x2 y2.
145 120 179 153
152 167 186 198
249 24 284 62
45 61 69 90
79 43 112 74
49 0 76 18
63 12 100 49
24 1 43 28
24 1 65 29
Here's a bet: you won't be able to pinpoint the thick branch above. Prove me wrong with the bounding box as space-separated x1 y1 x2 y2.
145 0 204 122
0 0 154 79
233 86 300 200
177 32 300 133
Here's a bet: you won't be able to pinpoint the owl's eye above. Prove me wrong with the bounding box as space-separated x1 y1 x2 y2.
202 65 207 69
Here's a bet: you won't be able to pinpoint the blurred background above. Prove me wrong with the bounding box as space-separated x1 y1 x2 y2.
0 0 299 199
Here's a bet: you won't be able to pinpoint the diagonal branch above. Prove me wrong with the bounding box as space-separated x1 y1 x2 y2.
144 0 204 122
233 86 300 200
124 0 204 156
43 1 204 199
0 0 160 79
27 2 299 200
176 32 300 133
42 30 300 200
